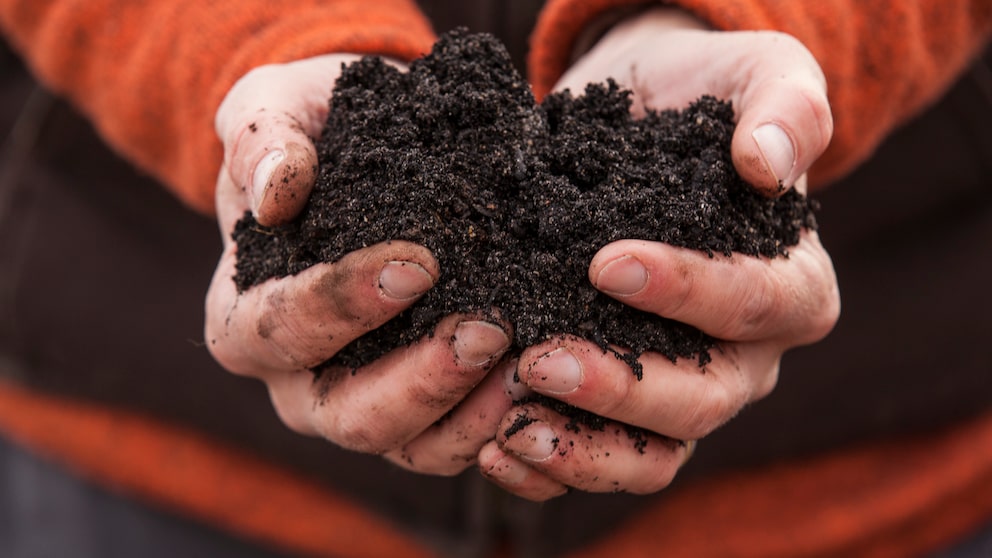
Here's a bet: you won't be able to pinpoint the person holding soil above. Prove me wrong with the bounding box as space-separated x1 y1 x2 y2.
0 1 990 557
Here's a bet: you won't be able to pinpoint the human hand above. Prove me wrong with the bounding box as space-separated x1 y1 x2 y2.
205 55 514 470
479 8 840 500
554 7 833 195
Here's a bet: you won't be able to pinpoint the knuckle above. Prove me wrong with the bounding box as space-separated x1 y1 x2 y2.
592 364 637 418
723 274 779 340
408 369 473 411
326 274 369 325
267 388 313 436
317 257 390 330
256 286 332 369
680 379 745 439
321 412 394 454
658 256 696 317
794 83 833 152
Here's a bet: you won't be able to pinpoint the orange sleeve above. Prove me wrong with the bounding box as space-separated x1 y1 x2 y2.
0 1 436 214
530 0 992 187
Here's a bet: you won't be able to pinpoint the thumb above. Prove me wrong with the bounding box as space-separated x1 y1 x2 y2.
224 114 318 226
729 34 833 195
214 54 363 226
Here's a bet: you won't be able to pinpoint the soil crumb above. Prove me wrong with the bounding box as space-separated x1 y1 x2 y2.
232 29 818 378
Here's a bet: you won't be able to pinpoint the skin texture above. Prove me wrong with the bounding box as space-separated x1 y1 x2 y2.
204 7 839 498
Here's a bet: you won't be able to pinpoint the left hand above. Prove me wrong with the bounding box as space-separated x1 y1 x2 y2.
206 54 518 475
478 7 840 501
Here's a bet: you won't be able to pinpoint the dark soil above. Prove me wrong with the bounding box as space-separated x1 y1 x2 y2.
232 30 817 382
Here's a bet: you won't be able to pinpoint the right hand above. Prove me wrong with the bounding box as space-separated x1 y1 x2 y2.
204 54 515 471
480 8 839 501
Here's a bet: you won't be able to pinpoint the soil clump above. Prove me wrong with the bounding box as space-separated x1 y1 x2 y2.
232 29 818 381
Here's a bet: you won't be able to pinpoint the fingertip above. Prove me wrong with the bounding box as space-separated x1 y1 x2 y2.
732 67 832 196
732 120 796 196
374 240 440 280
478 440 508 471
751 122 796 192
588 239 649 281
480 441 568 501
479 444 529 486
378 261 436 301
453 320 512 367
591 254 649 297
333 240 439 307
253 141 318 226
249 149 285 209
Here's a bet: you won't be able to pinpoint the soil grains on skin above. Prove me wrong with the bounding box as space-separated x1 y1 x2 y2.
233 30 818 386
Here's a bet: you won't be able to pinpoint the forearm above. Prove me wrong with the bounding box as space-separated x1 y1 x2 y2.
0 0 435 213
530 0 992 187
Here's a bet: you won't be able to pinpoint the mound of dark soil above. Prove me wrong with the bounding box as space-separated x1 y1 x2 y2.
232 30 817 379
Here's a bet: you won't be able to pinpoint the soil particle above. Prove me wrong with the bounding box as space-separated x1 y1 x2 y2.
503 412 538 439
232 30 817 381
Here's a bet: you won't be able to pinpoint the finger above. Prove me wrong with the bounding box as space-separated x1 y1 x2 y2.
382 359 519 475
589 235 840 344
271 312 512 454
729 33 832 195
478 441 567 502
495 403 692 495
214 54 364 226
205 240 438 376
517 336 782 442
558 23 832 196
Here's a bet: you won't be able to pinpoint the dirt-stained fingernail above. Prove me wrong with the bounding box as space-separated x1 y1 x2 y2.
379 261 434 300
454 321 510 366
251 149 284 210
526 348 582 395
595 255 647 296
503 420 558 462
484 454 530 486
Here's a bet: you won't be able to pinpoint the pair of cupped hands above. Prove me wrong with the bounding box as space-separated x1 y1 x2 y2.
206 9 839 501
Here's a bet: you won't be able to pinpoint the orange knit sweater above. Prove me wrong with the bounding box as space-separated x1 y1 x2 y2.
1 1 991 557
2 0 989 211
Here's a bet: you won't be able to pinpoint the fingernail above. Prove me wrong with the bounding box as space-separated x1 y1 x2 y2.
752 123 795 187
379 261 434 300
526 348 582 395
484 454 529 485
504 360 532 401
454 321 510 366
595 255 647 296
251 149 285 209
503 421 558 462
